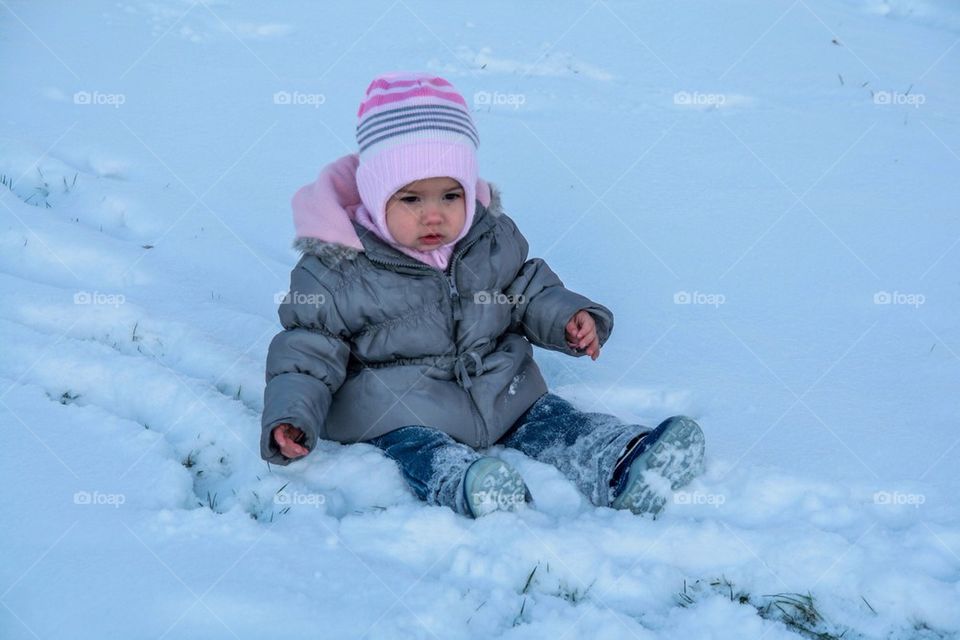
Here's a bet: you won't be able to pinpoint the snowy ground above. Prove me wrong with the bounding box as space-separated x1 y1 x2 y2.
1 0 958 638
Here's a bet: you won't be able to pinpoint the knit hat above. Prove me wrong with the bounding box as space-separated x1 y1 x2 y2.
354 71 479 264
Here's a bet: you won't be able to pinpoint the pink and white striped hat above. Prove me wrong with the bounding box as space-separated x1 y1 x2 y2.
354 71 479 242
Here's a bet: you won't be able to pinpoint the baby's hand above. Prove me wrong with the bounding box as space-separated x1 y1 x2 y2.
272 423 309 460
565 310 601 361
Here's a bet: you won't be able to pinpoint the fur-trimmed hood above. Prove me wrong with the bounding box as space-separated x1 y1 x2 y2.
290 153 496 266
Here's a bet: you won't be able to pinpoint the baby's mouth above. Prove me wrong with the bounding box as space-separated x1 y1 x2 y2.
419 233 445 246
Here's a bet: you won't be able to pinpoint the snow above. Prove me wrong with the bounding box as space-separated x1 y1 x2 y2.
1 0 958 638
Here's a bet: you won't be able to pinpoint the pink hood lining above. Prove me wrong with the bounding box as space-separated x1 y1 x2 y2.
291 153 491 263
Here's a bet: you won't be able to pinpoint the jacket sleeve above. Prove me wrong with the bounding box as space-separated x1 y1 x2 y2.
260 261 351 465
501 215 614 356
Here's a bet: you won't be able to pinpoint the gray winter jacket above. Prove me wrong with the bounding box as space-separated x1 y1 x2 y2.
260 183 614 465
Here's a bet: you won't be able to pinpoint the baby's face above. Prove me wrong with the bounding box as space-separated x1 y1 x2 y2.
385 177 466 251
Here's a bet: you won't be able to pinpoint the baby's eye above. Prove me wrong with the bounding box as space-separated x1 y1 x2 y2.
444 192 462 201
398 195 420 204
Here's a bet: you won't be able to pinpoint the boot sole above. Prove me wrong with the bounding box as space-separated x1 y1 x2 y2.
610 416 705 517
462 457 529 518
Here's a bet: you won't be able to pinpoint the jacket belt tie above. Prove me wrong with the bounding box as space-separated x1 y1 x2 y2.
454 350 485 390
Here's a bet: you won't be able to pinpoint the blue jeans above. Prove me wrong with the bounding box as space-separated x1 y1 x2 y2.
366 392 649 512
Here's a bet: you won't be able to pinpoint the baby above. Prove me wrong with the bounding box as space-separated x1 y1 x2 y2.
261 71 705 518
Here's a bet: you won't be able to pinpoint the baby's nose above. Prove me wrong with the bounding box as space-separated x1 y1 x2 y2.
421 203 444 223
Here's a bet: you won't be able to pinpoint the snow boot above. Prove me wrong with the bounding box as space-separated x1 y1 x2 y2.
609 416 705 517
457 456 531 518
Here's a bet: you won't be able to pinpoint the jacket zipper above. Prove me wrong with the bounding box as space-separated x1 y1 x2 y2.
447 235 491 446
364 232 492 446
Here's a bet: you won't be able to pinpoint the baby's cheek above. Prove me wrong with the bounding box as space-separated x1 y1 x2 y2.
385 210 416 247
451 201 467 234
